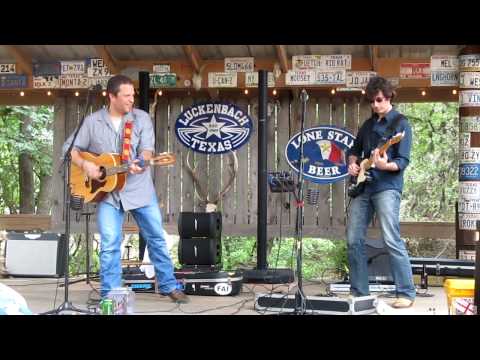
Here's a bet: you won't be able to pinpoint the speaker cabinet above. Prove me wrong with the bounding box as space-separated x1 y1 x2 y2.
178 212 222 239
178 237 221 266
5 232 66 277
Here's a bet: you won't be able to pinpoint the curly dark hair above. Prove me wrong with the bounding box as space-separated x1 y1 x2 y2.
365 76 396 101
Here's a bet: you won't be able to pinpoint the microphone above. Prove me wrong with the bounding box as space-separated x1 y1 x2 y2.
300 89 309 102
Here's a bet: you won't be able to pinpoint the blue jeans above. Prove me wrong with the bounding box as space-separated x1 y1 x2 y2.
97 196 178 297
346 189 416 300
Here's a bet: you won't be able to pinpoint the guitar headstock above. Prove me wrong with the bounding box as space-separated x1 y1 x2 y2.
151 152 176 166
389 131 405 145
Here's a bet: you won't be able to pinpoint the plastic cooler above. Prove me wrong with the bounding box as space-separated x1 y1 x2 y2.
443 279 475 314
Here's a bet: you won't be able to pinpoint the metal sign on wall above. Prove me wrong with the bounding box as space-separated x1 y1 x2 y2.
285 125 355 184
175 102 253 154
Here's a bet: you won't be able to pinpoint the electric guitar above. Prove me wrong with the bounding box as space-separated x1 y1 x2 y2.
69 151 175 203
347 132 405 198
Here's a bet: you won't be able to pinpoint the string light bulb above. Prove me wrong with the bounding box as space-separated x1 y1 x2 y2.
20 91 25 96
158 90 163 96
331 89 336 95
244 89 249 95
102 91 107 97
452 89 457 95
47 91 52 96
273 89 277 96
361 90 365 95
421 90 426 96
75 91 80 97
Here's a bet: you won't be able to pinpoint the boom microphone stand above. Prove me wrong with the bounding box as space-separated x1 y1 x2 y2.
42 85 102 315
292 89 309 314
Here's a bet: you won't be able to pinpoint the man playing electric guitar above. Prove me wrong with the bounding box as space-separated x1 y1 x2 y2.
63 75 188 304
346 76 415 309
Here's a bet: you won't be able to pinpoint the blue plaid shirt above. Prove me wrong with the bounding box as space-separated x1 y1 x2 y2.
347 108 412 194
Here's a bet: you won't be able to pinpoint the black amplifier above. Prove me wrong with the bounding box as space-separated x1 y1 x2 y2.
175 269 243 296
178 212 222 239
178 237 221 266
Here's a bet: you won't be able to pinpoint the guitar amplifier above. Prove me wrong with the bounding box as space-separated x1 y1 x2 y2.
5 232 66 277
178 212 222 239
178 237 222 266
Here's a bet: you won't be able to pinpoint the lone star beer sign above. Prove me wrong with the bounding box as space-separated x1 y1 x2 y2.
285 126 355 184
175 102 253 154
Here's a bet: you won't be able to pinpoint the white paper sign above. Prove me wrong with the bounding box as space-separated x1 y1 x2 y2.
245 71 275 87
459 54 480 71
60 61 86 75
346 71 377 88
292 55 351 70
460 132 471 150
461 116 480 132
459 181 480 200
460 90 480 107
153 64 170 73
459 72 480 89
224 57 254 73
458 212 480 230
208 72 237 87
431 70 458 86
460 147 480 163
59 74 89 88
33 75 59 88
430 55 458 70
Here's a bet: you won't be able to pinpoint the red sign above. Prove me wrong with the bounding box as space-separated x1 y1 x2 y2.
400 63 431 79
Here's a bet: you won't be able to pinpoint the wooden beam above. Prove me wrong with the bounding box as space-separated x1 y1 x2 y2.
94 45 120 74
4 46 32 76
182 45 202 73
369 45 379 71
275 45 289 73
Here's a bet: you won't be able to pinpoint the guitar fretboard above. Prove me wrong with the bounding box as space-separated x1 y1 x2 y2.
105 160 153 176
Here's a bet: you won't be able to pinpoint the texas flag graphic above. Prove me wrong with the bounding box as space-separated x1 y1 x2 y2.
317 140 345 165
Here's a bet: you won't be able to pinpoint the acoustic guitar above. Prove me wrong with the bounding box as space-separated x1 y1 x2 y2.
70 151 175 203
347 132 404 198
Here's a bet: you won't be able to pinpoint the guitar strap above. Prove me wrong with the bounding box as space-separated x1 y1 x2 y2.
121 115 134 164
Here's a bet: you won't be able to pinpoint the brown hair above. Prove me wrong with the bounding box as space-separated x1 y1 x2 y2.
106 74 134 96
365 76 396 101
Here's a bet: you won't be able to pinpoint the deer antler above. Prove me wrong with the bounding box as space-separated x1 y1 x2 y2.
210 150 238 205
185 150 209 204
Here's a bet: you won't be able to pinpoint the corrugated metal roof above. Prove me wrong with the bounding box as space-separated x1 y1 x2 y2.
0 45 463 64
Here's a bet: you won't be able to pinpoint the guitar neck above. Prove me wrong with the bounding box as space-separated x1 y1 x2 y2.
105 159 154 176
363 141 393 171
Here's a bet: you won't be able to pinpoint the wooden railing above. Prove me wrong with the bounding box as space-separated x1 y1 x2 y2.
0 215 456 240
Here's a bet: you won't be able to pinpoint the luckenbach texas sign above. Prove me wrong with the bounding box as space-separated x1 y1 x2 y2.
175 102 253 154
285 126 355 184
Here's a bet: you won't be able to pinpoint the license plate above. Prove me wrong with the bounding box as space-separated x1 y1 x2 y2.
149 73 177 88
87 67 110 77
458 213 480 230
430 70 458 86
33 63 61 76
61 61 86 75
285 70 315 85
459 54 480 71
400 63 430 79
33 76 59 88
459 182 480 200
346 71 377 88
458 199 480 213
292 54 351 70
224 57 254 73
0 74 27 88
313 69 346 85
208 72 237 87
460 116 480 132
0 63 15 74
460 148 480 163
459 72 480 89
153 64 170 73
459 164 480 181
459 132 471 149
59 74 89 88
245 71 275 87
459 90 480 107
430 55 458 71
88 76 111 89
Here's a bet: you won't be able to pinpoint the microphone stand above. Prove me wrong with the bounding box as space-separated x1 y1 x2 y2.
292 89 309 314
42 86 100 315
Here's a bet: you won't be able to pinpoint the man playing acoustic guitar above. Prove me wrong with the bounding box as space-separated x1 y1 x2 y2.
346 76 415 308
64 75 189 304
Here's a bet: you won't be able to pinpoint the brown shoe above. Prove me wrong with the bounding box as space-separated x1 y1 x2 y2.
392 298 414 309
167 290 190 304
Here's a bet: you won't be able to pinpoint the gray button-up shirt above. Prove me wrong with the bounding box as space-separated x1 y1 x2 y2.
62 107 156 211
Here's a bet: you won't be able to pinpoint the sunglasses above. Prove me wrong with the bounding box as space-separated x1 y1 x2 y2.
369 96 387 104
